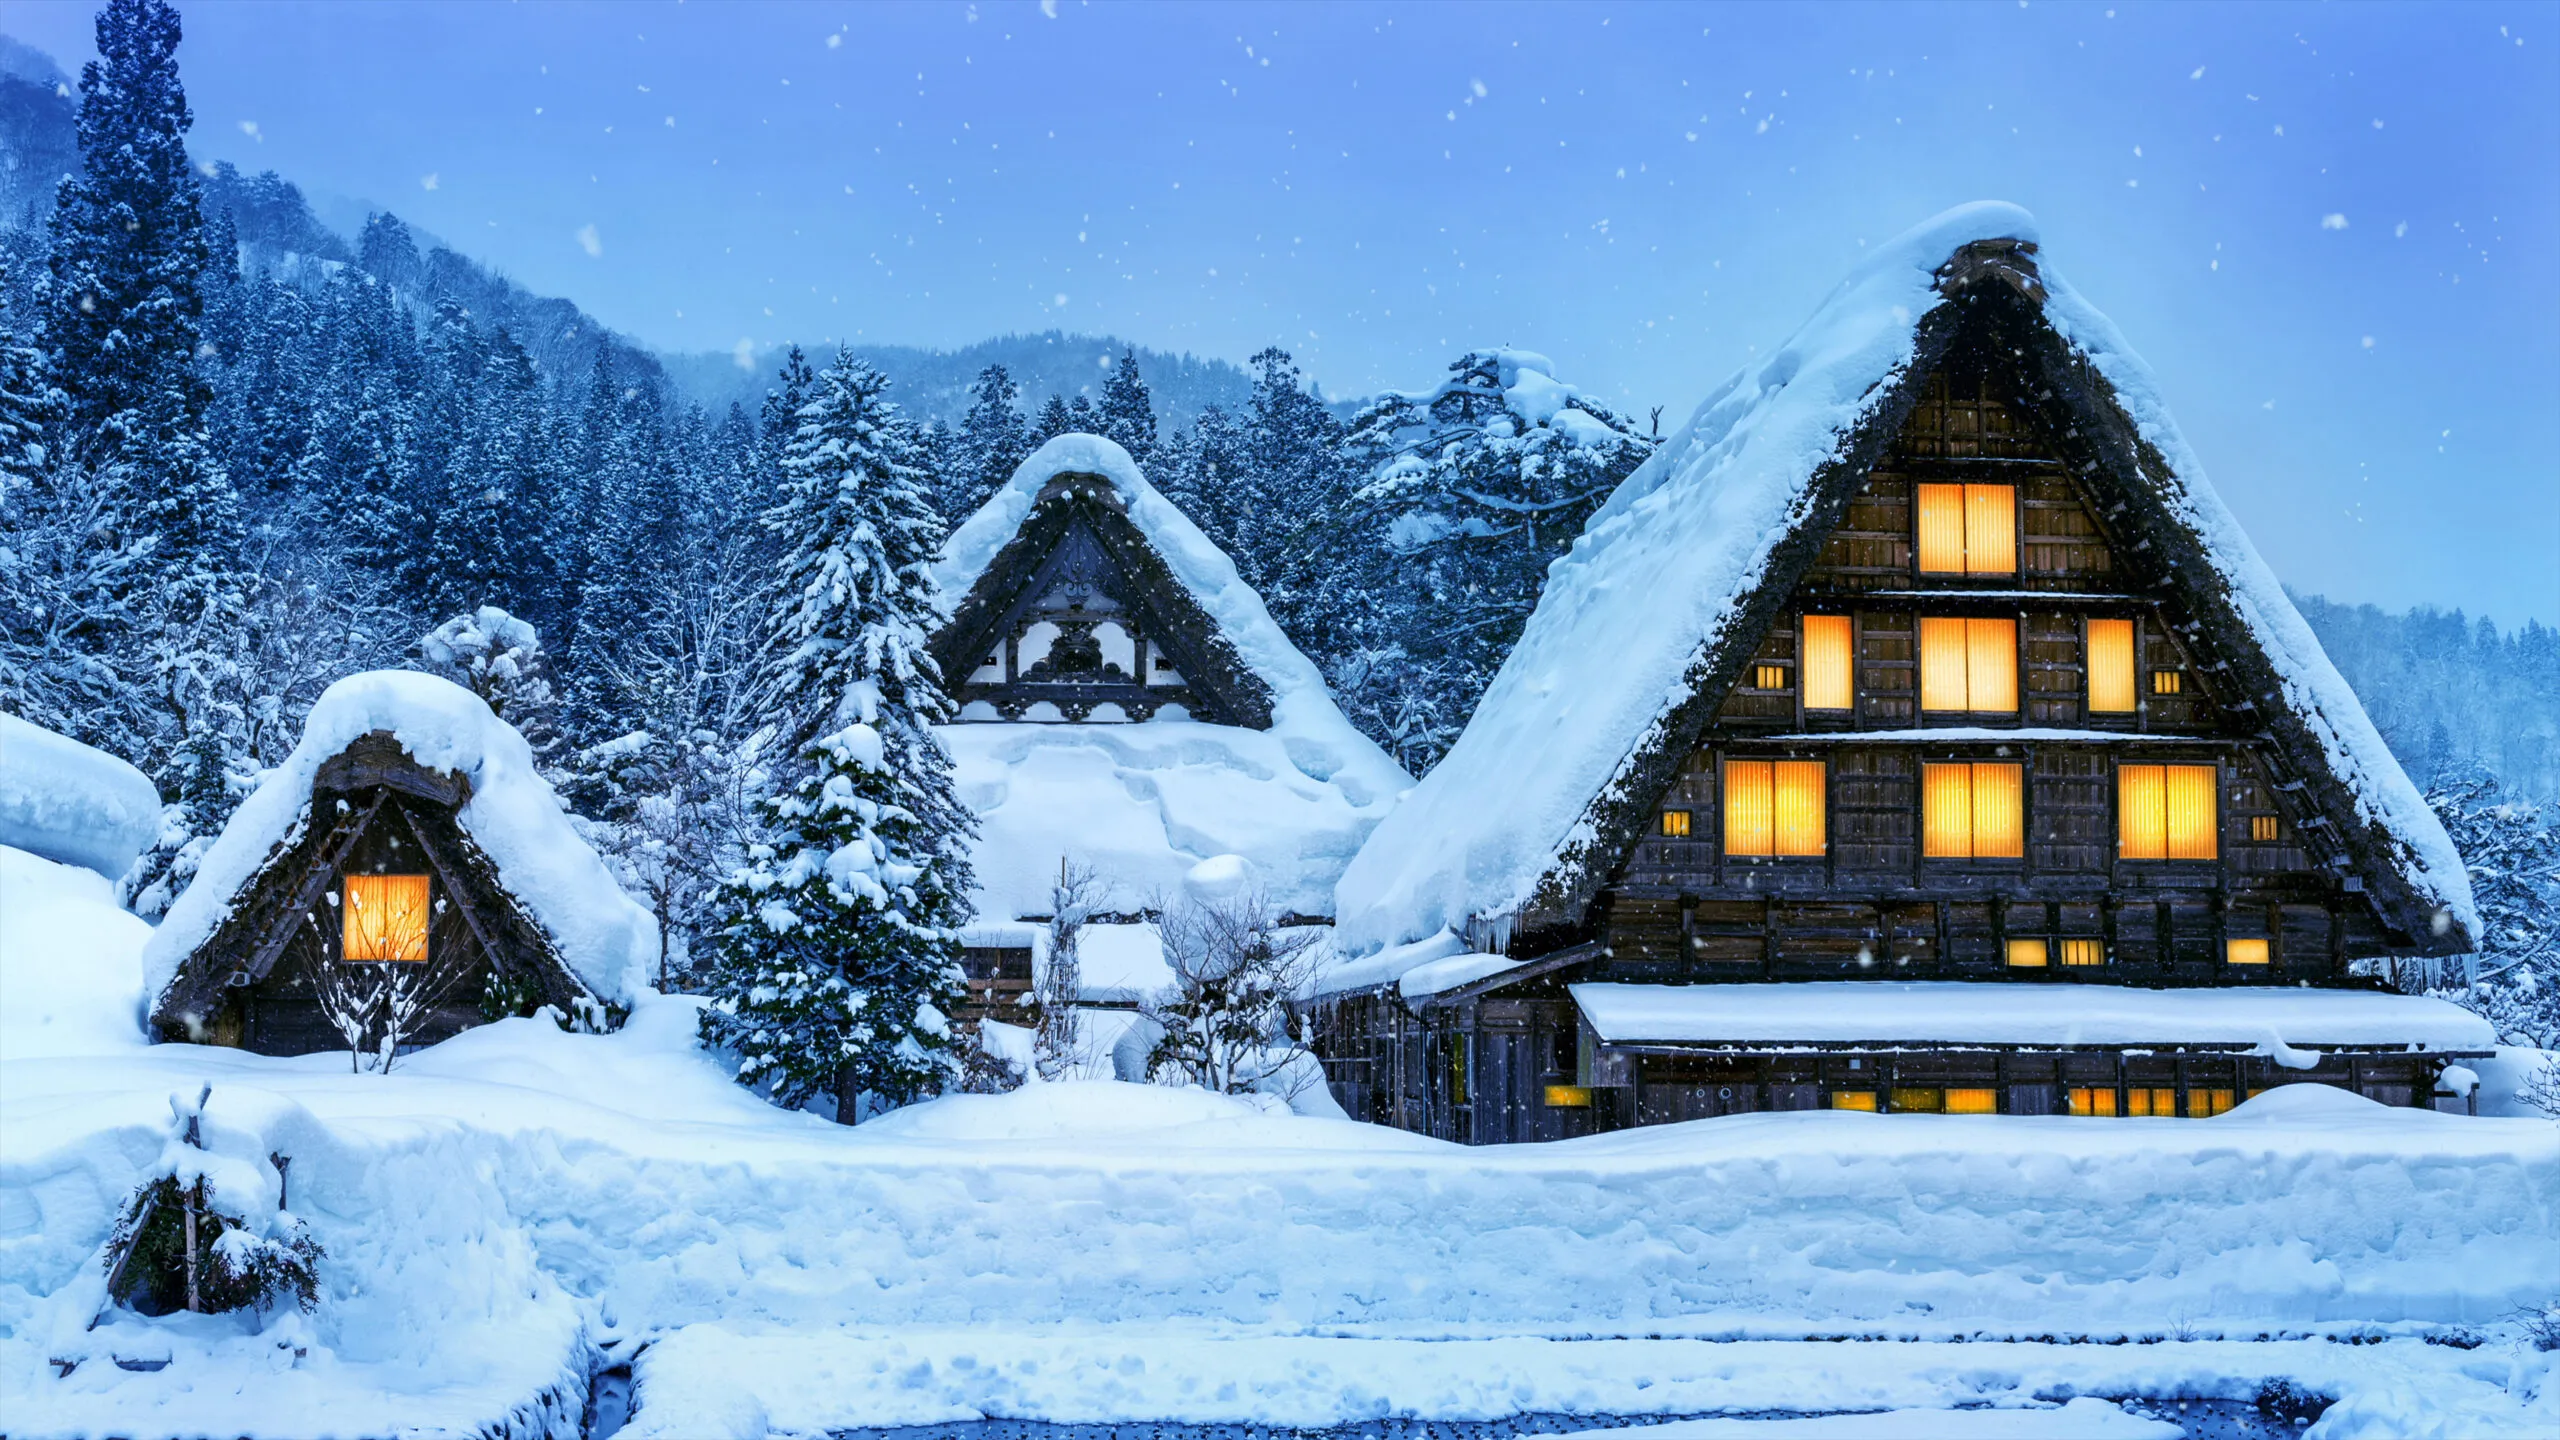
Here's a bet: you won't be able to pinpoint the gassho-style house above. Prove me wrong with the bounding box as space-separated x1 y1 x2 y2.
138 203 2493 1142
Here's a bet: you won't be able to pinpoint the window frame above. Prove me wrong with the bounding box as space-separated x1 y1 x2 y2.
2117 760 2221 863
1913 481 2021 578
1720 756 1828 860
1921 760 2027 861
2085 616 2138 717
1800 614 1855 713
341 872 433 964
1917 615 2021 716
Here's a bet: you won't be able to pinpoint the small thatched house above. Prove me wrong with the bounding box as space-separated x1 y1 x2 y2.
1316 203 2490 1143
144 672 654 1056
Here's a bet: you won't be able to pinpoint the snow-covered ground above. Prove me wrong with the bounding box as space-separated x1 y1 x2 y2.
5 841 2556 1438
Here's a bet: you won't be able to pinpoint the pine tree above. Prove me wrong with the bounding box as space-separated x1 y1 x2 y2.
2424 765 2560 1048
1097 346 1157 464
701 350 975 1119
947 363 1028 520
1029 392 1074 446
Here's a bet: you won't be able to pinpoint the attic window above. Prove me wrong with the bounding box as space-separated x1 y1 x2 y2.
1753 663 1788 691
1915 483 2016 576
2250 814 2282 843
1801 615 1853 710
2086 619 2137 714
1922 762 2024 859
2151 669 2184 696
2119 763 2218 861
1919 618 2018 713
1659 808 1692 839
1723 759 1826 858
343 874 431 963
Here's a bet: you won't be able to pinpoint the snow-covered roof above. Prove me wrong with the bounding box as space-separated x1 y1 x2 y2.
143 671 656 1008
934 434 1410 922
0 711 161 882
1570 981 2497 1052
1335 201 2474 958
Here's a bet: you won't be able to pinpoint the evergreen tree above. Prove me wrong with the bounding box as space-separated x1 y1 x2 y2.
947 363 1028 520
2424 765 2560 1048
1029 392 1074 446
1097 346 1157 463
701 350 975 1119
1066 394 1098 434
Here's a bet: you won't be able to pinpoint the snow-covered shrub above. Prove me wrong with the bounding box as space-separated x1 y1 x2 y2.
418 606 562 764
1144 873 1320 1097
103 1089 321 1319
1033 860 1102 1082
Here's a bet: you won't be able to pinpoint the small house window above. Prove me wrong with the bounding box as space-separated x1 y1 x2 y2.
1919 617 2018 713
2151 669 2184 696
2191 1088 2238 1116
2059 938 2106 967
1723 759 1826 858
1830 1091 1879 1111
2119 763 2218 860
1945 1087 1998 1115
1543 1084 1594 1108
2226 938 2271 965
2127 1086 2176 1117
2086 618 2137 714
1891 1087 1945 1113
1801 615 1854 711
1659 808 1693 839
1754 663 1788 691
1915 483 2017 575
2068 1086 2119 1117
1922 762 2024 859
2250 814 2282 843
2005 938 2049 968
343 874 431 963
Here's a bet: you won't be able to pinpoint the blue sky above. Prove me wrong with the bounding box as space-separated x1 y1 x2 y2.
9 1 2554 625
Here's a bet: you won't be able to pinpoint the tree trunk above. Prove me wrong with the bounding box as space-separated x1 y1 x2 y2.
182 1183 201 1314
832 1063 862 1125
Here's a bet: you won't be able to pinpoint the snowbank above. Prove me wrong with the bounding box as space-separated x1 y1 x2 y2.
934 434 1408 925
139 670 656 1009
0 846 150 1059
1333 201 2474 954
0 711 160 882
1569 981 2498 1050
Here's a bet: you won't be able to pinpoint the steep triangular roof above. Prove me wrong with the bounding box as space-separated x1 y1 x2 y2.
1335 201 2474 959
144 672 655 1022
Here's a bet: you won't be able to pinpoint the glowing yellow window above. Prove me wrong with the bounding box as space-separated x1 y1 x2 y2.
2005 938 2049 968
1801 615 1854 711
1754 663 1788 691
2191 1088 2238 1116
2152 669 2183 696
1723 759 1826 858
2250 815 2281 843
1923 762 2024 859
2068 1086 2119 1117
2087 618 2136 714
2059 938 2106 967
2227 938 2270 965
1916 483 2017 575
1543 1085 1594 1108
1945 1087 1998 1115
1830 1091 1879 1111
2119 763 2218 861
1660 809 1692 839
1919 617 2017 713
343 873 431 963
2126 1086 2177 1117
1891 1087 1945 1113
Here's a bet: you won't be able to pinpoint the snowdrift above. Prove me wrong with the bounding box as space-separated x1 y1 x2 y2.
0 711 160 883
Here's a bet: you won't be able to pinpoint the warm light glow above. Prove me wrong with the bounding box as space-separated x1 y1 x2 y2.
2152 669 2183 696
1924 762 2024 859
1891 1087 1945 1113
1830 1091 1879 1111
2251 814 2281 843
1543 1084 1594 1108
1660 808 1692 839
2120 763 2218 860
1724 759 1825 857
2069 1086 2119 1117
1946 1087 1998 1115
1801 615 1854 710
2060 938 2105 967
1755 663 1787 691
2006 938 2050 967
2127 1087 2176 1117
1920 617 2017 712
2087 619 2136 713
343 874 430 963
1916 483 2017 574
2227 938 2271 965
2192 1088 2237 1116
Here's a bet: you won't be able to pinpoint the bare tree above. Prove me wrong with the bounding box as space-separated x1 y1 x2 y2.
307 895 476 1075
1142 885 1321 1098
1035 860 1102 1081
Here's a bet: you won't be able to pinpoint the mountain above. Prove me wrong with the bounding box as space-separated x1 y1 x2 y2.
0 36 73 230
661 332 1257 432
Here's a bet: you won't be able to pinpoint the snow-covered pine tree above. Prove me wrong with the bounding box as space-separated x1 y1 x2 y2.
1333 350 1653 771
701 350 976 1119
946 363 1028 521
1097 346 1157 464
1029 392 1074 446
2421 764 2560 1048
1233 347 1361 665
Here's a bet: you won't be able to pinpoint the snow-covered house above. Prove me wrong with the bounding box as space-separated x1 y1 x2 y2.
1316 203 2491 1143
144 672 655 1055
929 433 1410 1017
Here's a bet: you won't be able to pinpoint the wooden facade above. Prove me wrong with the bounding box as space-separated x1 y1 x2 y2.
931 470 1275 728
150 733 599 1056
1312 239 2481 1143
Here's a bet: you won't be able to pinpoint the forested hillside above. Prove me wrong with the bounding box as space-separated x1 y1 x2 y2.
2295 593 2559 804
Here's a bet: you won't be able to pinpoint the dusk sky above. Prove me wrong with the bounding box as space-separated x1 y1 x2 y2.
8 0 2554 625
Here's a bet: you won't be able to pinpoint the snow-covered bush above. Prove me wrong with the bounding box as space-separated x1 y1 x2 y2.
417 606 562 763
1144 868 1320 1097
1033 860 1101 1082
103 1088 320 1319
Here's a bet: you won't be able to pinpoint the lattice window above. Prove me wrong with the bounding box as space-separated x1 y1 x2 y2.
2119 763 2217 860
343 874 431 963
1919 617 2018 712
1922 762 2024 859
2086 618 2136 713
1801 615 1854 710
1723 760 1826 858
1915 483 2017 575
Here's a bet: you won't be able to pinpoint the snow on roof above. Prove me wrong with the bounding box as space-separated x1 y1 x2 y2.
1570 982 2497 1052
0 711 162 882
1334 201 2474 958
935 434 1410 922
141 671 656 1007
